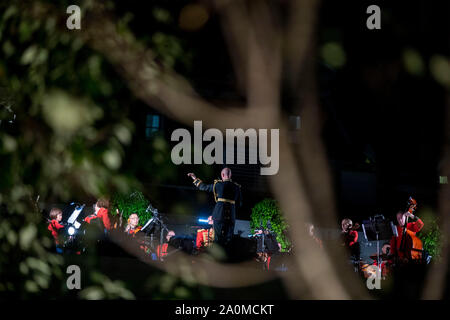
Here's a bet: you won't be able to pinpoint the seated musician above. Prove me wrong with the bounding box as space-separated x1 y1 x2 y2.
341 218 360 261
157 230 176 260
48 208 64 252
371 243 392 278
124 213 141 236
84 198 111 231
196 216 215 249
390 210 424 261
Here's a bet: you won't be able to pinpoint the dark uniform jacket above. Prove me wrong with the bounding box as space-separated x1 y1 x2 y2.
193 178 242 222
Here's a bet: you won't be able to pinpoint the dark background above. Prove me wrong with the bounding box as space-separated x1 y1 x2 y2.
120 0 448 226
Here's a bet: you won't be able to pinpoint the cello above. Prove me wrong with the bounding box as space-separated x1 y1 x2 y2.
398 197 424 261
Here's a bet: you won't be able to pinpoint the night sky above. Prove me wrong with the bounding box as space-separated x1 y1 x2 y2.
120 0 448 225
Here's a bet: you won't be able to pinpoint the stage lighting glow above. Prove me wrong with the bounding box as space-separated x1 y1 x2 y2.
198 218 209 223
68 226 75 236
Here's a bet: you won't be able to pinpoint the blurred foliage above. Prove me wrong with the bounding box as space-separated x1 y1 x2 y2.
111 190 152 224
178 4 210 32
417 211 442 262
0 203 65 299
1 0 446 301
429 55 450 89
402 48 425 76
79 271 135 300
250 199 290 252
320 42 346 69
146 271 214 300
0 0 197 299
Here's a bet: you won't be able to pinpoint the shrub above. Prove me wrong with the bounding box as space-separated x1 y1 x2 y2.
250 198 290 251
111 191 152 225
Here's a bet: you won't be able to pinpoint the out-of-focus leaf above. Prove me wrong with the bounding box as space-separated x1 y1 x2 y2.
403 48 425 76
1 134 17 152
19 225 37 250
178 4 209 31
25 280 39 293
6 230 17 246
3 41 15 57
115 125 132 145
430 55 450 88
320 42 346 69
42 90 103 135
21 45 38 65
103 149 122 170
79 287 105 300
26 257 51 276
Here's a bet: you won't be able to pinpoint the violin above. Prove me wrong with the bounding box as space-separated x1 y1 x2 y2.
129 226 142 235
399 197 423 261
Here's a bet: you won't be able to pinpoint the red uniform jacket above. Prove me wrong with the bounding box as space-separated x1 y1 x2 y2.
84 208 111 230
390 219 424 258
157 243 169 259
343 230 358 247
48 219 64 244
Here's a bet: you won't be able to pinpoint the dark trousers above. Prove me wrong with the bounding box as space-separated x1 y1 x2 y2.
213 219 235 246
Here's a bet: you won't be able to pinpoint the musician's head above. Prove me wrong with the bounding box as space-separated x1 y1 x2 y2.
382 243 391 255
221 167 232 180
396 211 406 226
166 230 176 242
49 208 62 222
95 198 109 213
128 213 139 229
341 218 353 232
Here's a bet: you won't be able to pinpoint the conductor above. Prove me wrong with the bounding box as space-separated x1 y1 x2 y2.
188 168 242 246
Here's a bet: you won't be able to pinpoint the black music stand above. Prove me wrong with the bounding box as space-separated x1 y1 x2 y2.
141 208 169 259
254 220 278 270
362 215 396 271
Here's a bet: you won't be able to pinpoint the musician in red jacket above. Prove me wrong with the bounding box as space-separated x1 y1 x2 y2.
48 208 64 245
390 211 424 260
84 198 111 230
341 218 360 261
124 213 142 236
157 230 176 260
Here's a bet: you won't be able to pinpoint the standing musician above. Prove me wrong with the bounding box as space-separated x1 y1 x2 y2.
188 168 242 246
84 198 111 231
390 210 424 262
341 218 360 261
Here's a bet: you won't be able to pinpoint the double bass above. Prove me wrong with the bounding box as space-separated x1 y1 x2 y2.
398 197 424 261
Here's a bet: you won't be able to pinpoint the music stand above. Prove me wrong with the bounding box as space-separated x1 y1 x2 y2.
362 215 396 272
141 209 169 260
254 220 278 270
